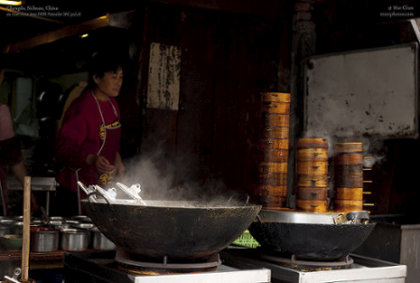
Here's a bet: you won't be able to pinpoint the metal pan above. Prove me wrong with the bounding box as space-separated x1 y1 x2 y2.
81 199 261 260
249 209 375 260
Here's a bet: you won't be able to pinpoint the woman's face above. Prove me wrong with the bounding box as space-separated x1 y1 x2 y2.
93 67 123 99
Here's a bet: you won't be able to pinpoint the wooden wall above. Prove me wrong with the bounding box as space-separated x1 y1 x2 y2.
136 3 292 198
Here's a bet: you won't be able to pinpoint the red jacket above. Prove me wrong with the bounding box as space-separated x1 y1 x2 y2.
55 90 121 193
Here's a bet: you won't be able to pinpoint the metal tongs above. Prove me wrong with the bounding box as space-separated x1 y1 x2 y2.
332 211 370 224
77 181 113 203
77 181 147 205
115 182 147 205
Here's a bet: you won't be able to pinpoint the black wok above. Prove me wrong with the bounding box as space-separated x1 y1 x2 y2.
249 210 375 260
81 199 261 260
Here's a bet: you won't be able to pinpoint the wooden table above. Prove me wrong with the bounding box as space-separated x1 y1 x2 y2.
0 250 64 270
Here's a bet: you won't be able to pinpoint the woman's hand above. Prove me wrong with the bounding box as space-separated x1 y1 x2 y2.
86 154 115 173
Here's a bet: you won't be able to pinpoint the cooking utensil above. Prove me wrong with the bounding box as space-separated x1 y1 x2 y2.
115 182 146 204
0 218 14 236
346 210 370 224
30 227 59 252
13 221 23 234
0 234 22 250
71 215 92 223
81 198 261 259
21 176 31 282
92 227 115 250
61 228 89 251
257 209 343 224
249 209 375 260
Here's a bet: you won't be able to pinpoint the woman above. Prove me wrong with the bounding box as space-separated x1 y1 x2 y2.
55 52 125 216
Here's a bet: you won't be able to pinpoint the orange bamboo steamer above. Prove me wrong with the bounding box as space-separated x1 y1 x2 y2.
259 162 288 174
297 161 328 175
335 153 363 165
297 187 328 201
335 199 363 212
297 174 328 187
258 186 287 208
262 113 290 127
261 92 291 103
334 142 362 153
262 101 290 114
262 149 289 162
297 138 328 149
335 166 363 188
297 148 328 162
257 185 288 197
262 199 287 209
262 126 289 139
260 139 289 150
336 187 363 201
259 173 288 186
296 200 327 213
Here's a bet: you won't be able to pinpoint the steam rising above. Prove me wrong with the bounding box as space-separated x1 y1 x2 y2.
118 151 249 207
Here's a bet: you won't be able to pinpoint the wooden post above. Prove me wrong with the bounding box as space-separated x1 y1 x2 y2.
21 176 31 282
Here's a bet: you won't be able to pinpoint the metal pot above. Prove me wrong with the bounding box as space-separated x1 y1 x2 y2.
71 215 92 223
31 227 59 252
0 218 14 236
0 225 12 236
92 228 115 250
249 209 375 260
61 228 89 251
81 199 261 259
0 234 22 250
13 222 23 235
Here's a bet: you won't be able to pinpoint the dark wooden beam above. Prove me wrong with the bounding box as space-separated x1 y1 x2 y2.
4 11 134 53
148 0 293 18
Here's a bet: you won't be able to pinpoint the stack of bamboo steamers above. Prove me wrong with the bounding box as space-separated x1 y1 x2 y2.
256 92 365 212
257 92 290 209
296 138 329 212
334 142 364 212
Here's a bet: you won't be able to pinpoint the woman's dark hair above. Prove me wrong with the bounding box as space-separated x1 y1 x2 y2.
88 50 125 86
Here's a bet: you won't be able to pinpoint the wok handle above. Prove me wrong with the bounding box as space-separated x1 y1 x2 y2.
86 191 114 212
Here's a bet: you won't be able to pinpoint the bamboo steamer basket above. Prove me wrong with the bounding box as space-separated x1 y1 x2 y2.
262 113 290 127
261 92 290 118
334 142 363 187
261 92 291 103
259 162 288 174
261 149 289 162
297 138 328 149
296 200 327 213
334 142 362 153
297 148 328 162
258 92 291 209
258 185 287 208
297 174 328 187
259 173 288 186
297 161 328 175
335 166 363 188
336 187 363 201
335 153 363 164
258 185 287 197
335 199 363 212
297 187 328 201
262 101 290 114
260 139 289 150
262 127 289 139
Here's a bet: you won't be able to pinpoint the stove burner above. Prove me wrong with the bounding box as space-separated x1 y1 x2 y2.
115 249 222 273
260 252 353 267
251 248 354 271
